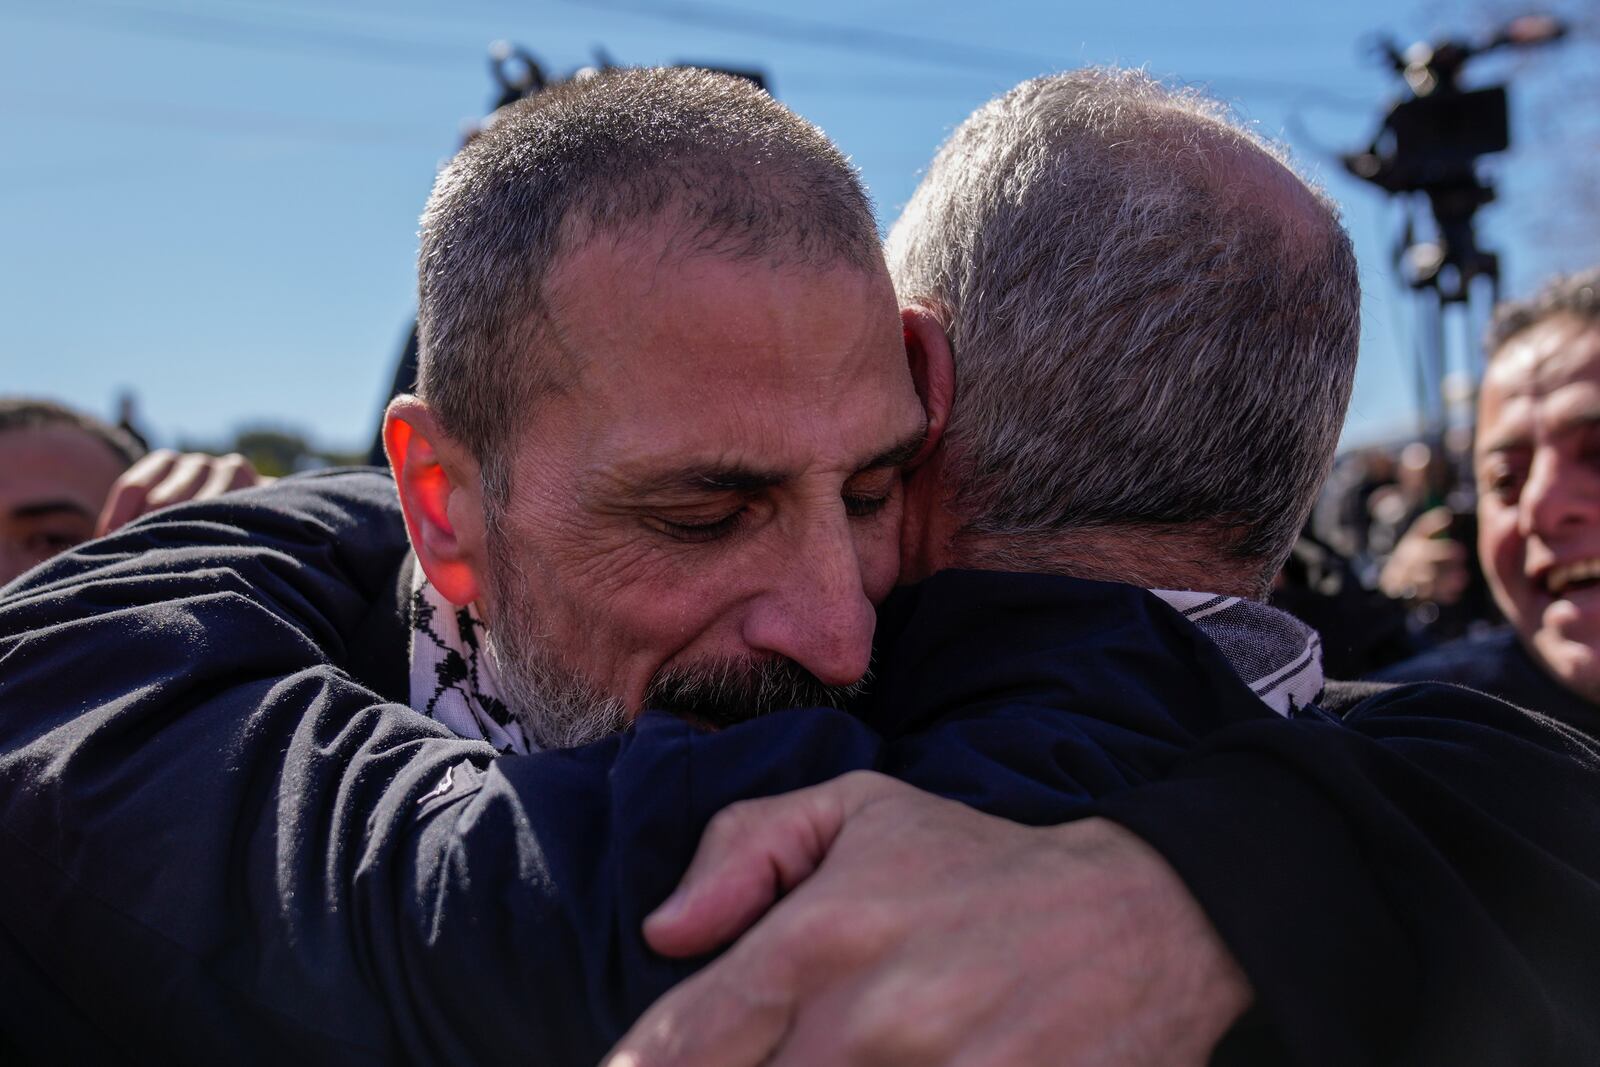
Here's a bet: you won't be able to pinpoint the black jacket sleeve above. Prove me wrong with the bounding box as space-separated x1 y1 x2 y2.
0 471 890 1065
0 470 481 1063
1094 685 1600 1067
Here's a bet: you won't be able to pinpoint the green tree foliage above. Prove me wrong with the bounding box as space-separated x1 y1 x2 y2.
179 425 368 478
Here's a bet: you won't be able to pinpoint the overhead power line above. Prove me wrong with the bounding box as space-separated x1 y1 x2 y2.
552 0 1062 75
3 94 432 145
15 0 473 70
553 0 1363 101
22 0 1359 105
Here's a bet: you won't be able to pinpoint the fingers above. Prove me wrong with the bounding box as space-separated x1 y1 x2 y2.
644 771 895 958
1379 507 1470 601
615 783 1050 1067
197 453 259 500
145 452 221 511
605 962 794 1067
1415 538 1468 561
1405 505 1455 540
98 449 181 535
97 451 263 536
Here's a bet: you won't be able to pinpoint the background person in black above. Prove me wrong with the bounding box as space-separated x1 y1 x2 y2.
1377 269 1600 735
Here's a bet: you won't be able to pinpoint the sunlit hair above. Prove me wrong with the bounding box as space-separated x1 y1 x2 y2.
416 66 883 518
886 68 1361 593
1487 267 1600 356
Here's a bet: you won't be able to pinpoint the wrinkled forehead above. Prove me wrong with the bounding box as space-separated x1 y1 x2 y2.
545 225 902 388
510 231 916 484
1480 317 1600 450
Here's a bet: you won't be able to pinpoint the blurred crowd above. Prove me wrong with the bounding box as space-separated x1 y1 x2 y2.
1275 438 1490 678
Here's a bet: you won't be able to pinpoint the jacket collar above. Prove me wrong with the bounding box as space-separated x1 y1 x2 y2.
864 570 1315 738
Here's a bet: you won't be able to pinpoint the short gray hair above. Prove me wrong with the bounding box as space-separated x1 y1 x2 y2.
886 68 1360 583
417 66 882 508
1488 267 1600 355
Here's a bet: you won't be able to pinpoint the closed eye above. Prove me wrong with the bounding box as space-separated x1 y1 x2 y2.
843 492 891 518
651 510 747 543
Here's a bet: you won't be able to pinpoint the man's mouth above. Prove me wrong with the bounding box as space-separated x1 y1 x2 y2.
645 656 868 728
1545 558 1600 597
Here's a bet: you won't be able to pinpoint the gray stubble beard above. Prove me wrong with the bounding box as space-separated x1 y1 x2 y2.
483 544 869 749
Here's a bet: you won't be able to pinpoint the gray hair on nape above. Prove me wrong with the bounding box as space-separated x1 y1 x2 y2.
415 66 884 520
886 67 1361 593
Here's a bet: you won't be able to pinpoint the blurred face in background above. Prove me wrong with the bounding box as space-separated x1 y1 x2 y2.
0 425 127 585
1477 314 1600 700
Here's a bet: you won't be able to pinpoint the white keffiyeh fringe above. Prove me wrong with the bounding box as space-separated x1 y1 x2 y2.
1151 589 1325 717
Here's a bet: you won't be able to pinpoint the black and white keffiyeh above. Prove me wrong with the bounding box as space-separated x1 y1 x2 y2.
408 566 537 754
1151 589 1324 717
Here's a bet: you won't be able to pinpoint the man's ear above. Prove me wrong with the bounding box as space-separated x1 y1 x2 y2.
902 303 955 466
384 396 487 607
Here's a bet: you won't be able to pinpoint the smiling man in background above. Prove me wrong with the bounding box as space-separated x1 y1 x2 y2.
1380 271 1600 733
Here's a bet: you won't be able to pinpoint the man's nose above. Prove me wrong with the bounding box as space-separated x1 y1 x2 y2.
1520 449 1600 542
740 512 876 688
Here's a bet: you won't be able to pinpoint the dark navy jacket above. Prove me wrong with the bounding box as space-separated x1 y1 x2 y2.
3 471 1600 1066
1373 625 1600 736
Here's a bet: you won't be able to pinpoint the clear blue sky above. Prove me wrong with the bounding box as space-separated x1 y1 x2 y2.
3 0 1595 453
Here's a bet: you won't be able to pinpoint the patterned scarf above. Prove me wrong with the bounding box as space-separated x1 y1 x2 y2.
1151 589 1324 717
408 565 537 754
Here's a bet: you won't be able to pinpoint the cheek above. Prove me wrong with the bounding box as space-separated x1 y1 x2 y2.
1479 504 1529 605
499 516 680 639
853 505 904 605
568 540 749 651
